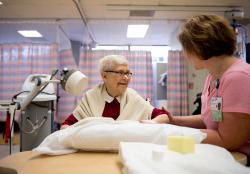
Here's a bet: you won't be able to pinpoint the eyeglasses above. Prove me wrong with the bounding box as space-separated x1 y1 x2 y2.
105 71 133 78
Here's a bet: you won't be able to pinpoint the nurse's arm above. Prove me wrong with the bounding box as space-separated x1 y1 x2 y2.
151 114 206 129
201 112 250 150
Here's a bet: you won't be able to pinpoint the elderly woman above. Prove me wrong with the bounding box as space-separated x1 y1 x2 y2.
61 55 168 129
143 14 250 165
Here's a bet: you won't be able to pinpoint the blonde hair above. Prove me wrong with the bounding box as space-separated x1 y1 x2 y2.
99 55 128 73
178 14 236 60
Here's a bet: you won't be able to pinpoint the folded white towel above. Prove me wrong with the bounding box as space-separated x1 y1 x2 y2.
33 117 206 155
119 142 250 174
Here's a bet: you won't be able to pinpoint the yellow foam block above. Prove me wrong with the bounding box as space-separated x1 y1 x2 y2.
167 136 195 154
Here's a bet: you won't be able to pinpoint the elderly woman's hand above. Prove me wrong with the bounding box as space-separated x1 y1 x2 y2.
60 124 70 130
140 107 173 124
140 114 169 124
140 119 158 124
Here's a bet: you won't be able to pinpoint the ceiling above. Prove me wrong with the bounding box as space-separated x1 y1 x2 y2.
0 0 250 48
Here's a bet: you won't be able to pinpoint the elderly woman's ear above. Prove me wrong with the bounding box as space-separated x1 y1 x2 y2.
101 72 107 79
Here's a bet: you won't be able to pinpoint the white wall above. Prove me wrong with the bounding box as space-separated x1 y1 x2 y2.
247 24 250 43
168 22 183 50
187 62 208 114
57 26 71 51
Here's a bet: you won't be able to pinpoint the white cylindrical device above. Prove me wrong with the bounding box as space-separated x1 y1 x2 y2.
61 69 88 96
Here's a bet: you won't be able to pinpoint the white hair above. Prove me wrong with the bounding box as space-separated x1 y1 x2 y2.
99 55 128 73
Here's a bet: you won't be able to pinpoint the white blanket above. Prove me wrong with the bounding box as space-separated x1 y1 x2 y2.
33 117 206 155
119 142 250 174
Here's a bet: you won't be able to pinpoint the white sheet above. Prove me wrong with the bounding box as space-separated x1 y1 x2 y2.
33 117 206 155
119 142 250 174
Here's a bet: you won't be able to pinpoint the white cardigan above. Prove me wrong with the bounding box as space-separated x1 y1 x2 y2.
73 83 154 120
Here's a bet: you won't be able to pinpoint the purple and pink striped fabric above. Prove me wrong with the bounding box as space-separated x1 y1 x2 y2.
1 46 153 123
167 50 189 116
56 49 78 123
0 43 59 120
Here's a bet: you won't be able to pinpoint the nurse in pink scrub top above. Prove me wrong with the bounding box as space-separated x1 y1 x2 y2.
143 14 250 165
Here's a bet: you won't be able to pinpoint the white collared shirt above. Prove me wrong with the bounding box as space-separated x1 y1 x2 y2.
102 86 121 103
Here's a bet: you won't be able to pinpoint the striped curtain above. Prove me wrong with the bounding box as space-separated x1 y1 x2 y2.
167 50 189 116
56 49 78 123
0 46 153 122
79 50 153 99
0 43 59 120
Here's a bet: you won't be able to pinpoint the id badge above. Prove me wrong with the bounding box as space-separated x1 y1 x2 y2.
211 97 223 122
